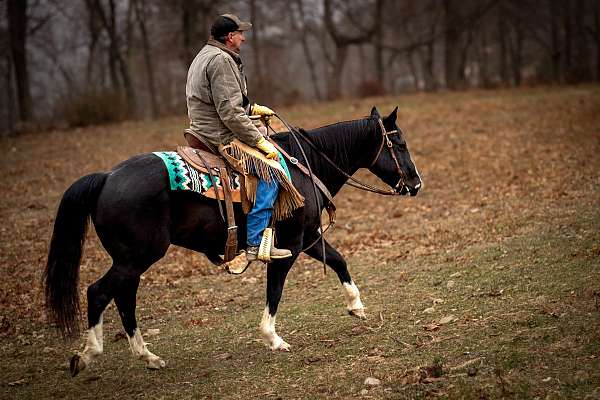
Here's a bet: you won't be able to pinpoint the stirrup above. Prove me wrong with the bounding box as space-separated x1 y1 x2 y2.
258 228 274 262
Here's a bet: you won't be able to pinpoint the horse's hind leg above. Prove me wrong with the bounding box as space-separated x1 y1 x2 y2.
304 239 366 319
112 267 166 369
70 267 119 377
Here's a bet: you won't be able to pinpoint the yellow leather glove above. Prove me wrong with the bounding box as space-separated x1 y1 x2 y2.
256 137 278 160
251 103 275 117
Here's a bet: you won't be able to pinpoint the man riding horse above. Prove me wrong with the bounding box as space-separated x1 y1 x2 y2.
186 14 300 263
44 11 422 375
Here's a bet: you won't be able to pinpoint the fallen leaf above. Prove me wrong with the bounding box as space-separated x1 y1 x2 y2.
364 377 381 386
304 356 321 364
146 328 160 337
215 352 232 360
8 378 27 386
423 307 435 314
424 323 440 331
439 315 456 325
449 357 483 372
367 355 385 363
113 332 126 342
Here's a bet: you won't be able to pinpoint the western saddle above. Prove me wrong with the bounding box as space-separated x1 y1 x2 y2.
178 127 337 266
179 129 241 262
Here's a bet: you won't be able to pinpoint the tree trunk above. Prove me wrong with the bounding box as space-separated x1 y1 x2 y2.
7 0 32 122
563 0 573 83
572 0 592 82
406 50 420 91
458 27 472 85
249 0 267 101
594 0 600 81
497 5 508 84
549 0 561 82
180 0 219 67
84 0 101 83
94 0 136 114
479 26 491 87
507 20 524 86
181 0 199 66
5 51 16 133
322 0 375 99
290 0 322 100
374 0 384 86
134 0 159 118
326 46 347 100
443 0 462 89
422 41 437 91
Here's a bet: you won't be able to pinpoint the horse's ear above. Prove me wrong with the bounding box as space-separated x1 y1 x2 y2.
386 106 398 122
370 106 381 118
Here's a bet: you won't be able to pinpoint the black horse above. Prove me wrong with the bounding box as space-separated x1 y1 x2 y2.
44 107 421 375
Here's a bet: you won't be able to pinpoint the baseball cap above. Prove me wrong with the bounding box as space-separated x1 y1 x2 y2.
211 14 252 38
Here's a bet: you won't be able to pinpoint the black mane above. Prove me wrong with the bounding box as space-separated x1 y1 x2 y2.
272 116 380 195
273 116 378 171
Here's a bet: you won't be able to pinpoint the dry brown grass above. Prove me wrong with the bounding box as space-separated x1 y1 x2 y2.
1 85 599 398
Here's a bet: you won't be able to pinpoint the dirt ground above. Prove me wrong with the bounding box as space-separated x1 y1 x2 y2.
1 86 599 399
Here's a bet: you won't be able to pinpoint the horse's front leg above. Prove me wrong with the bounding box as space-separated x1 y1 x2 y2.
261 261 293 351
304 239 367 319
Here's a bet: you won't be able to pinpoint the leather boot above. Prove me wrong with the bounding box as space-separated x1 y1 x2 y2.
246 245 292 261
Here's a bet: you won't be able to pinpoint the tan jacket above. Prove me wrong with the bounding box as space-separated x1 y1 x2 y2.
186 39 262 147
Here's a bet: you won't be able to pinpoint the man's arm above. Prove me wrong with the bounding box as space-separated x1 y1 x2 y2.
207 54 262 146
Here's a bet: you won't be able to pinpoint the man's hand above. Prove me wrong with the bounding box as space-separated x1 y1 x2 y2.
256 137 279 160
252 103 275 117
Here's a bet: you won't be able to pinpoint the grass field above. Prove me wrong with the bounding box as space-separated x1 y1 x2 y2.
1 86 599 399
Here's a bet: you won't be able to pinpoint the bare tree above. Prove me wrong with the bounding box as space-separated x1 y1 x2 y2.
591 0 600 80
90 0 136 113
179 0 221 66
322 0 376 99
1 27 16 133
133 0 159 118
374 0 384 86
288 0 323 100
7 0 32 122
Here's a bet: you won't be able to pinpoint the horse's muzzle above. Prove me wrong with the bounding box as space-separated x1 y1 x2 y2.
398 181 421 196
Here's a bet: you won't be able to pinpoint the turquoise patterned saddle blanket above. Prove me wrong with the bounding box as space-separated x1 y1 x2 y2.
153 151 241 197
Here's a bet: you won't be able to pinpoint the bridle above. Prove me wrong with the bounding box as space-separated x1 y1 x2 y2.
266 114 409 271
276 115 407 196
367 118 407 194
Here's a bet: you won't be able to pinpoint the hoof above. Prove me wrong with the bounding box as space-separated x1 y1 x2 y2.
70 354 86 377
146 357 166 370
349 308 367 320
272 340 291 352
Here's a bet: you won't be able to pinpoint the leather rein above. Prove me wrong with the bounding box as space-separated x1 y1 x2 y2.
262 114 407 273
275 115 406 196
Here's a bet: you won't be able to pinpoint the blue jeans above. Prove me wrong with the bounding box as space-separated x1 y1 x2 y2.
247 178 279 246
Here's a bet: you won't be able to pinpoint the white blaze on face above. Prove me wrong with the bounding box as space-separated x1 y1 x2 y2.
414 163 423 189
127 328 165 369
260 306 285 350
343 281 364 311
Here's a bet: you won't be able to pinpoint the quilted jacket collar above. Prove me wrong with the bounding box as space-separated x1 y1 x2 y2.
207 38 242 65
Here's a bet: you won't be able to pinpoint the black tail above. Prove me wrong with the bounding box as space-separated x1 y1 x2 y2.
44 172 108 338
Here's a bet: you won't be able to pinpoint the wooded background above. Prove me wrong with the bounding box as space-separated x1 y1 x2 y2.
2 0 599 134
